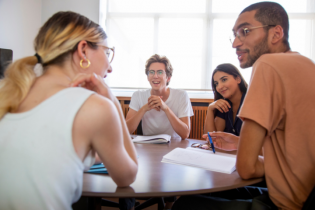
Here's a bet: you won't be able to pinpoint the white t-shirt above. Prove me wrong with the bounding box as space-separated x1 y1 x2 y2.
129 88 194 139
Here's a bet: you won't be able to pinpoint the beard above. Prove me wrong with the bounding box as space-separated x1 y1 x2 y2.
241 35 270 68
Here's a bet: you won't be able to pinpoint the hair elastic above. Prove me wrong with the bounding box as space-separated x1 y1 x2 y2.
34 53 42 64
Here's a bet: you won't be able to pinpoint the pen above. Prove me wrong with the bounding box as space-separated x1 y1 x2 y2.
207 132 215 153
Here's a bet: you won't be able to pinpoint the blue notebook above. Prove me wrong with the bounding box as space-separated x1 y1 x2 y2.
85 163 108 174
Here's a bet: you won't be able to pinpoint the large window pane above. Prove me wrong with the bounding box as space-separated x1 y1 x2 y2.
106 18 154 88
212 0 309 13
103 0 315 91
158 18 204 89
289 19 313 59
109 0 206 13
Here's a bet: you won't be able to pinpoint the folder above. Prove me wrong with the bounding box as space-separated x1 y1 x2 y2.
85 163 108 174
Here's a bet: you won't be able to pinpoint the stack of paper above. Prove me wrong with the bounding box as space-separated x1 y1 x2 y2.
132 134 171 144
162 147 236 174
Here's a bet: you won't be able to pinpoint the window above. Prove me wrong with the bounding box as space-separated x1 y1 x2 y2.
101 0 315 91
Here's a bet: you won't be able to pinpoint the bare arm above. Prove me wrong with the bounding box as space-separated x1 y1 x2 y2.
204 107 226 133
126 105 148 134
204 99 230 133
164 108 190 139
71 73 138 187
111 98 138 166
94 98 138 186
236 119 266 179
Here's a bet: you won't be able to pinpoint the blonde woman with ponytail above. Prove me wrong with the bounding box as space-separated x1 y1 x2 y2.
0 11 138 210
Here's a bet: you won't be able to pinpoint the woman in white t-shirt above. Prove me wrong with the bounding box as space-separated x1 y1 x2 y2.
0 11 138 210
126 54 194 139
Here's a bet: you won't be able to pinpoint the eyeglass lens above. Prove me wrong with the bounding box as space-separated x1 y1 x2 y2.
230 28 247 44
148 70 165 77
106 48 114 63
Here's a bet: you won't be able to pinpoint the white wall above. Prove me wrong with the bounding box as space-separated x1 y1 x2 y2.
0 0 42 60
41 0 100 24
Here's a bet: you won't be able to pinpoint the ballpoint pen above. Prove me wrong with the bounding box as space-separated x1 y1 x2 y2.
207 132 216 153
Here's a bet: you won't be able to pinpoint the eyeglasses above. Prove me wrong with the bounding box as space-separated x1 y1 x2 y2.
147 70 165 77
230 25 276 44
191 143 211 150
99 45 115 63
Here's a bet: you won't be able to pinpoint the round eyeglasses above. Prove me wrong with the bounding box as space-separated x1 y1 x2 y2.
147 70 166 77
99 45 115 63
230 25 276 44
191 143 211 150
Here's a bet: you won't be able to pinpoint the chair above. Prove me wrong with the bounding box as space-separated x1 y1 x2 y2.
135 197 165 210
101 199 119 208
72 197 118 210
302 185 315 210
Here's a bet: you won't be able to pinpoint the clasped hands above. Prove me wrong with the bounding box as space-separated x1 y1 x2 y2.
146 95 168 112
202 131 239 151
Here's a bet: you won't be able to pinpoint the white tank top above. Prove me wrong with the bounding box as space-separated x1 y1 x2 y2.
0 87 95 210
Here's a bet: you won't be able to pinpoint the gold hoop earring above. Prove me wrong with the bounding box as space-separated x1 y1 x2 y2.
80 59 91 69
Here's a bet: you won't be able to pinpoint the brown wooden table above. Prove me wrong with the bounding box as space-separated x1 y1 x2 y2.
77 138 263 209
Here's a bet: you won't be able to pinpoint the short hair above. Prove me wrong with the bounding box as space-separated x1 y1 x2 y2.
241 1 290 50
211 63 248 101
145 54 173 86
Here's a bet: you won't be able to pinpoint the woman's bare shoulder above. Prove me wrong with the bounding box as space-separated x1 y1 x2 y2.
74 94 119 133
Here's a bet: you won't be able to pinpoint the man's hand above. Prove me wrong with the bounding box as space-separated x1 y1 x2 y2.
202 131 239 151
141 103 158 112
148 95 168 112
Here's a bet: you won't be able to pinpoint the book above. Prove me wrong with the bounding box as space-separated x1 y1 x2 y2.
85 163 108 174
161 147 236 174
132 134 171 144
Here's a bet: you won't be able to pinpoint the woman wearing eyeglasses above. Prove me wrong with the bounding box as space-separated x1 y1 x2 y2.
0 11 138 210
204 63 248 138
126 54 193 140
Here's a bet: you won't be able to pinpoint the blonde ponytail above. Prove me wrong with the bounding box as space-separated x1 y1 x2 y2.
0 56 37 119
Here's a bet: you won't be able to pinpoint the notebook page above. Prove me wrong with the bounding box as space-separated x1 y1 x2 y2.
162 148 236 174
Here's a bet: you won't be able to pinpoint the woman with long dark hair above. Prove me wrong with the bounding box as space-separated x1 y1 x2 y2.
204 63 248 136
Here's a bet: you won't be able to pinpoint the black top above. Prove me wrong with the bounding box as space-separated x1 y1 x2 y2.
215 93 246 136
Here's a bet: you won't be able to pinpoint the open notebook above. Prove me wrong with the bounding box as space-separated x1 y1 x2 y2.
132 134 171 144
162 147 236 174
